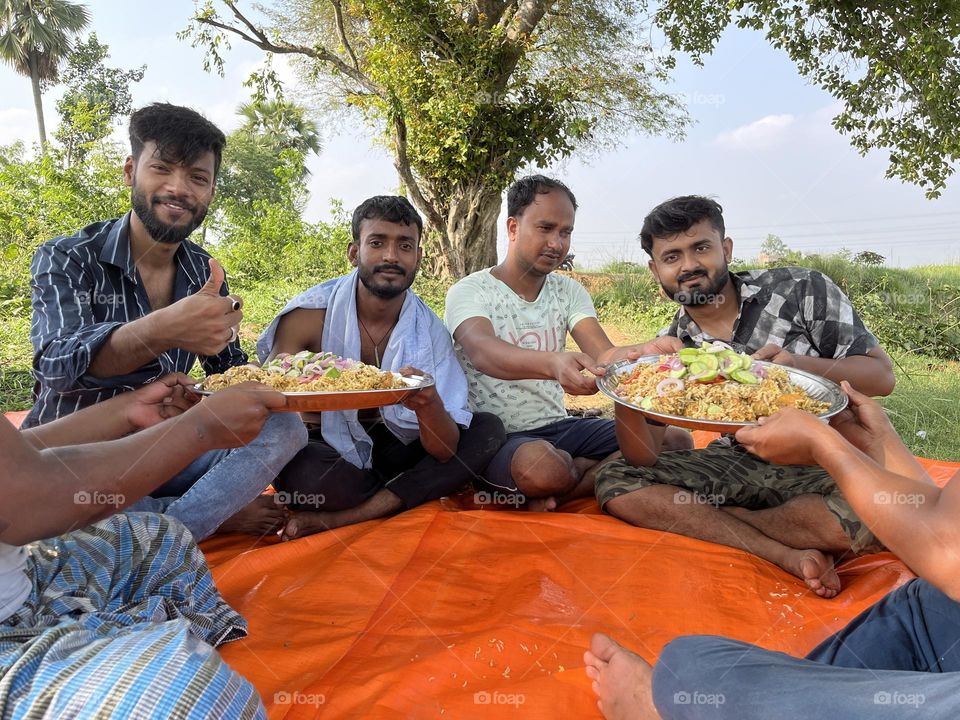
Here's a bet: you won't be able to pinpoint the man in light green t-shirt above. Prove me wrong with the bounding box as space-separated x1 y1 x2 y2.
444 175 690 511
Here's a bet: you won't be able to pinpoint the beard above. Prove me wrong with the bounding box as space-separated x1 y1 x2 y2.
665 267 730 306
358 262 415 299
131 185 208 245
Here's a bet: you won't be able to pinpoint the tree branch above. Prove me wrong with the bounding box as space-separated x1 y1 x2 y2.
329 0 360 72
506 0 548 40
199 0 383 96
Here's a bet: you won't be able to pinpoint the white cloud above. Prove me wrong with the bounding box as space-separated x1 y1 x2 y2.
714 113 795 150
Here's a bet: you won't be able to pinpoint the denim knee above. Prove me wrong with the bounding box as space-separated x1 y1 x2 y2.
653 635 734 716
259 412 308 458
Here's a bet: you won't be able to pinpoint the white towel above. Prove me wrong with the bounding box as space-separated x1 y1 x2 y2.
257 270 472 468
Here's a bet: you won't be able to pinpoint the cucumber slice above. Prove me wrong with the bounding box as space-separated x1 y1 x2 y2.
731 369 759 384
639 397 654 410
668 367 688 379
678 348 702 364
700 353 720 372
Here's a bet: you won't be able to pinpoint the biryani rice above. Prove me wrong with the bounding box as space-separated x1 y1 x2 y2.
201 364 406 393
616 363 830 422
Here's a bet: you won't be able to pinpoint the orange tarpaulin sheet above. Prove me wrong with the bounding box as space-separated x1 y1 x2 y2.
7 412 960 718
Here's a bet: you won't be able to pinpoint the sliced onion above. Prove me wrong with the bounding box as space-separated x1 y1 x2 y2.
656 378 685 396
753 365 768 379
705 341 733 353
667 356 684 371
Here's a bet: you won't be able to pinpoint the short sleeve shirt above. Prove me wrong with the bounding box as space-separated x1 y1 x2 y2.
660 267 880 359
445 269 597 433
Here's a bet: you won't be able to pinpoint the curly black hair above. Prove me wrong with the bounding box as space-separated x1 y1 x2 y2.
640 196 725 256
129 103 226 175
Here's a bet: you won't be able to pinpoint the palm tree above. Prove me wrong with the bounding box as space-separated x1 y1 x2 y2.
237 99 322 157
0 0 90 150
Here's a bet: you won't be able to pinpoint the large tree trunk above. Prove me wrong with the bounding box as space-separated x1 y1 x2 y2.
28 54 47 151
441 182 502 277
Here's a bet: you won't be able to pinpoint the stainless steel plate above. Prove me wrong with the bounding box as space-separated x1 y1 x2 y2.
193 373 434 412
596 356 848 433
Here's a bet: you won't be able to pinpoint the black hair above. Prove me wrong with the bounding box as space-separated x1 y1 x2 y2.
351 195 423 242
640 196 725 256
129 103 226 175
507 174 578 217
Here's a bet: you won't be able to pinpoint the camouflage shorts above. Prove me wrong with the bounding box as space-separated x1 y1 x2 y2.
595 440 884 555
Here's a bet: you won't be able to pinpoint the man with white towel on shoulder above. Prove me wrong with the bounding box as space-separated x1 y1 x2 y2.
259 196 505 540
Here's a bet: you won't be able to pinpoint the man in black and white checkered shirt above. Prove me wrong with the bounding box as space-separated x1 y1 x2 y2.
596 195 896 598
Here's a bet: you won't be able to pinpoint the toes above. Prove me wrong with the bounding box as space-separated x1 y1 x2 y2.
585 666 600 681
282 519 300 541
590 633 620 662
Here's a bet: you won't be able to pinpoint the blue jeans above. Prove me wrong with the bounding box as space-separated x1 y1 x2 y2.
652 579 960 718
128 413 307 541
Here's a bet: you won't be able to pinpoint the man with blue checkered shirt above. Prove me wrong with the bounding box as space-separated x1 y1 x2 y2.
596 196 896 597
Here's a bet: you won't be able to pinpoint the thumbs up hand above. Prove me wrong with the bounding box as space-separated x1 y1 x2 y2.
151 258 244 356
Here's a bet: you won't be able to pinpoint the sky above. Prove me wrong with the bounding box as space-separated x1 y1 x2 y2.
2 0 958 268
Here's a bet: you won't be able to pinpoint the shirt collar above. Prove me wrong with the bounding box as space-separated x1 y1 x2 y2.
97 211 207 289
733 271 768 304
98 212 137 281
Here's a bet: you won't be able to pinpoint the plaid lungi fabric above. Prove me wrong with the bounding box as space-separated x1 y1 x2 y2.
0 513 264 719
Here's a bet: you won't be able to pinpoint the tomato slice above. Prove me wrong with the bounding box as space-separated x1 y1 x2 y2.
697 376 726 385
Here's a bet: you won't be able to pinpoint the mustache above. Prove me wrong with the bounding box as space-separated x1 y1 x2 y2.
374 264 406 275
677 271 707 283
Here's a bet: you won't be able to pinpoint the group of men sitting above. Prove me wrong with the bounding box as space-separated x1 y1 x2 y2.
2 102 955 719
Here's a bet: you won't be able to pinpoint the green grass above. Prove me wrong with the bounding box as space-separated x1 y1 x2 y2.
2 269 958 462
880 353 960 462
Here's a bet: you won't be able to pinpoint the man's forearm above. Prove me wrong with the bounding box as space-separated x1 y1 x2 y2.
792 355 894 396
22 394 135 449
88 313 169 378
468 340 558 381
871 432 934 484
814 436 948 576
416 403 460 462
4 414 213 544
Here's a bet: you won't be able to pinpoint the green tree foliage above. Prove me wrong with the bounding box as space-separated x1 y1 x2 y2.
237 98 322 157
759 233 789 263
0 140 128 304
54 33 145 165
218 97 322 206
854 250 886 267
212 95 343 282
0 0 90 149
182 0 688 276
656 1 960 198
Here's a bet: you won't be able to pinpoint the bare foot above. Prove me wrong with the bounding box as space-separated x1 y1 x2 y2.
218 494 286 536
281 511 345 541
583 634 661 720
781 548 841 598
526 496 558 512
